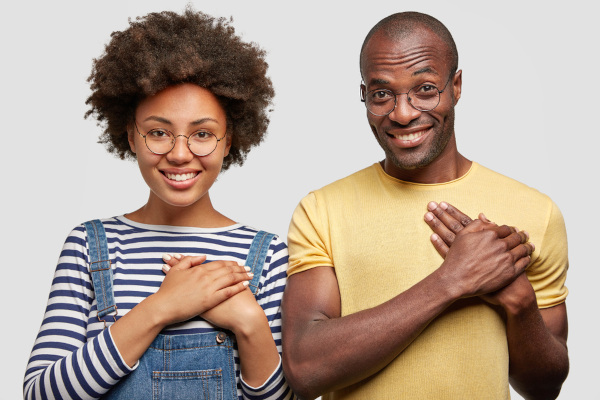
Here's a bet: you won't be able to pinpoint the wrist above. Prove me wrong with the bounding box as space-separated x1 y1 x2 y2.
232 308 269 339
500 282 537 317
142 293 171 330
435 260 465 302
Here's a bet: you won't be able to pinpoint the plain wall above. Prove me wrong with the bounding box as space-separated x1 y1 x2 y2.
3 1 596 398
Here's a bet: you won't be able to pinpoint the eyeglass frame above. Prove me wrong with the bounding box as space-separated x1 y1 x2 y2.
134 121 227 157
360 73 455 116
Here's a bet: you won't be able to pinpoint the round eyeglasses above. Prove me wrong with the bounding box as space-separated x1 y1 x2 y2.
361 74 453 116
135 122 226 157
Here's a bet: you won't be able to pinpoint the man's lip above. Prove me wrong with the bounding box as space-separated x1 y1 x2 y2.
385 127 431 147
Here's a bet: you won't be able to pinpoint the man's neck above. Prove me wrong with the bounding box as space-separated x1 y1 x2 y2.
382 143 472 184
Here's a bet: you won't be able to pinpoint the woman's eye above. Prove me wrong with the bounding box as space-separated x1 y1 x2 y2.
191 131 214 142
149 129 170 138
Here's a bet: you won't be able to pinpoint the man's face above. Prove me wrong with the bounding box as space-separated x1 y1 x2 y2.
361 28 461 177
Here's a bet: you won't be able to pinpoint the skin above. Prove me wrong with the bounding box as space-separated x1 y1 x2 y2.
424 202 569 399
282 26 567 400
110 83 280 388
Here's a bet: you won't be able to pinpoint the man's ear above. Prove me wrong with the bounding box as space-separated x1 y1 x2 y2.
452 69 462 105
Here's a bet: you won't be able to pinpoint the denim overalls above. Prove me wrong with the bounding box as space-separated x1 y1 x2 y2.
83 220 275 400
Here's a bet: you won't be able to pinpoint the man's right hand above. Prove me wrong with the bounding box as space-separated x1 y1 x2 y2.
424 202 534 300
441 221 534 299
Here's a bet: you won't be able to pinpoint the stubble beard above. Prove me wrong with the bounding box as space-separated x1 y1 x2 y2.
380 108 455 170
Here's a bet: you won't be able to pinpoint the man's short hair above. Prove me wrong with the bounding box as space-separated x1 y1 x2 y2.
360 12 459 77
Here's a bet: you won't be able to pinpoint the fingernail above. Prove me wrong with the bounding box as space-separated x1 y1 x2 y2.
162 264 171 273
427 201 437 211
247 272 254 278
173 254 182 260
424 212 434 221
431 233 439 241
480 213 489 222
162 254 172 261
531 243 535 251
244 266 251 272
243 281 249 287
524 231 529 240
439 202 448 210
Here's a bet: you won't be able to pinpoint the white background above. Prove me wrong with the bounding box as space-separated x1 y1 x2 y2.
2 1 597 398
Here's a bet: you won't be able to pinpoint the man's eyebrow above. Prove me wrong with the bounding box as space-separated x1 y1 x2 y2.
368 78 390 86
412 67 439 76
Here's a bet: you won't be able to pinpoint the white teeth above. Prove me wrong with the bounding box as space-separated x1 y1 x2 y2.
165 172 197 182
393 131 426 141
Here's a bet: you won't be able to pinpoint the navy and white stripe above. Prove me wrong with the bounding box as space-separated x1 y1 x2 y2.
24 216 293 400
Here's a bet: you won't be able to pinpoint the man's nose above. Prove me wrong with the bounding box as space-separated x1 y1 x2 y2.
388 94 421 125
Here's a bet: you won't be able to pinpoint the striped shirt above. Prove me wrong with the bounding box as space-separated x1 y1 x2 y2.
24 216 293 400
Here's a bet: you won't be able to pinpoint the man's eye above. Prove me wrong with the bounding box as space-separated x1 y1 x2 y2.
416 85 437 93
370 90 393 101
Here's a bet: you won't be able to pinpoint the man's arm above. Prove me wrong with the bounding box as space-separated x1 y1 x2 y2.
282 221 533 400
425 201 569 400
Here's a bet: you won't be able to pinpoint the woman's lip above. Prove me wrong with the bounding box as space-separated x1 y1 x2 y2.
160 170 201 189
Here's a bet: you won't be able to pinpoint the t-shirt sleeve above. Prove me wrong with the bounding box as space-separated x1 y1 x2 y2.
239 236 296 399
287 192 333 277
23 225 134 399
527 200 569 308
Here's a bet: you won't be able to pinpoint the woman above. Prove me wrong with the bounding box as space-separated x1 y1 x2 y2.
24 8 292 400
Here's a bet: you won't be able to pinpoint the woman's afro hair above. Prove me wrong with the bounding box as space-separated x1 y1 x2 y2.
85 7 274 170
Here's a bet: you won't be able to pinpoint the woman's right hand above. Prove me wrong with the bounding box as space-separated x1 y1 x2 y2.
153 255 253 326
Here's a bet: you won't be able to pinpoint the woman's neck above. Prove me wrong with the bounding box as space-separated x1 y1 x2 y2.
126 192 235 228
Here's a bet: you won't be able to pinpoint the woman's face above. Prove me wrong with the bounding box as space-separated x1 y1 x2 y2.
128 83 230 210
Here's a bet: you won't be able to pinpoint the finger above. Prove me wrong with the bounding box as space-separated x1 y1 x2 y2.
166 255 207 273
211 268 254 290
511 243 535 272
213 280 251 303
502 230 529 250
424 211 456 247
439 202 473 227
427 202 465 234
430 233 450 258
200 259 245 271
488 224 516 239
162 253 185 268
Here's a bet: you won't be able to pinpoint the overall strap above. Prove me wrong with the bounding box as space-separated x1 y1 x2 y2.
245 230 276 296
83 220 118 328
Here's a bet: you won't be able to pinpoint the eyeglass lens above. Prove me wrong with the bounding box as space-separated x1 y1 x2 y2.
365 84 441 116
145 130 218 156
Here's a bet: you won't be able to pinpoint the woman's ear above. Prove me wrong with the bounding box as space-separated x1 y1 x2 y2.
224 134 232 157
127 123 137 154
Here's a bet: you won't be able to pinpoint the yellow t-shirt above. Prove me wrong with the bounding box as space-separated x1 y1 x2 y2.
287 162 568 400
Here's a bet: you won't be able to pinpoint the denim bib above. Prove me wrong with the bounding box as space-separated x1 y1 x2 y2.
83 220 275 400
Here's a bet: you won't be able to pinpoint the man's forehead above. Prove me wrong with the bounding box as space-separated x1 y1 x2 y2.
361 28 451 77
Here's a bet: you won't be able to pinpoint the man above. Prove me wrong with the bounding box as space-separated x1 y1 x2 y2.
282 12 569 400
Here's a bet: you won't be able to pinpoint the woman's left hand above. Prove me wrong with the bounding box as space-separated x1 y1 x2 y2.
162 254 265 334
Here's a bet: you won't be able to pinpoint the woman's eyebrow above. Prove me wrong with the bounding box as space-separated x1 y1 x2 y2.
190 117 220 126
143 116 172 124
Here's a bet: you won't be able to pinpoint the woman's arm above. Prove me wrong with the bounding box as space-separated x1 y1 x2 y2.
24 226 252 400
164 236 295 399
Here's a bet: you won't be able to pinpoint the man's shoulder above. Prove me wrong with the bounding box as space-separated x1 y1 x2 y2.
472 163 551 202
314 163 379 195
